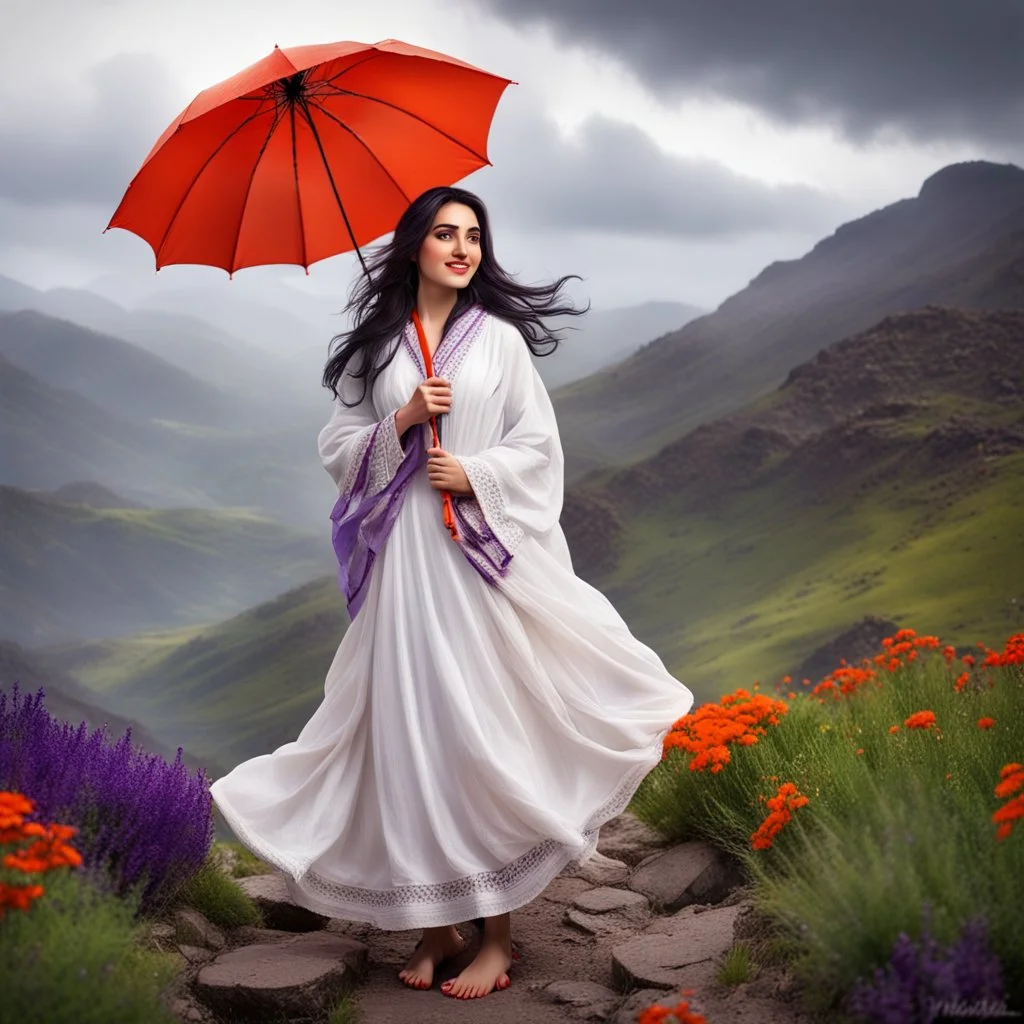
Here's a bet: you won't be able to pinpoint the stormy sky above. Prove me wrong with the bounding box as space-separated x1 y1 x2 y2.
1 0 1020 316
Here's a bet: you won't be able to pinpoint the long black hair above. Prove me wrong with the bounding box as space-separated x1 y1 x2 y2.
322 185 589 405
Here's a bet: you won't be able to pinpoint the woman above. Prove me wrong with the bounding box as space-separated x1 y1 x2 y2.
209 185 694 1001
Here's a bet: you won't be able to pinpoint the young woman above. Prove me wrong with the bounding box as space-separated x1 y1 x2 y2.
209 185 694 1001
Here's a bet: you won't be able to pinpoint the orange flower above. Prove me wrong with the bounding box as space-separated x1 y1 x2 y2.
888 725 900 734
662 690 789 772
637 994 705 1024
992 764 1024 843
905 710 936 730
977 717 996 730
752 782 809 850
0 790 82 919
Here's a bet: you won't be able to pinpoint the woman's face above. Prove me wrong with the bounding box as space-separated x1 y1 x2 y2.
415 202 481 292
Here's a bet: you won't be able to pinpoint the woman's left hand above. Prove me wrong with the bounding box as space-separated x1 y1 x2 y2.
426 447 474 496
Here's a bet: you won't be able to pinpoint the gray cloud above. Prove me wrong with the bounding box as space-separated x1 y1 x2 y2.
0 52 182 207
484 107 845 238
477 0 1024 146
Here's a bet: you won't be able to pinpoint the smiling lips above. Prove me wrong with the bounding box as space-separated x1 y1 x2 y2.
446 261 470 275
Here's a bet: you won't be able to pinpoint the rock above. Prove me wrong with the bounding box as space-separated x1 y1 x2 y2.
597 812 672 866
141 921 176 951
543 979 620 1020
540 875 595 905
173 908 226 950
573 887 650 915
565 909 621 936
563 850 630 886
627 841 745 912
194 931 368 1023
176 944 215 965
611 903 744 990
236 873 329 932
168 994 208 1023
229 925 303 945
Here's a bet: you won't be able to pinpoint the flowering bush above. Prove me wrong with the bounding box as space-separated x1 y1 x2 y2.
0 683 213 913
848 903 1005 1024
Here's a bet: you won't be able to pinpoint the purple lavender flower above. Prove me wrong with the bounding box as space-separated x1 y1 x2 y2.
848 901 1006 1023
0 682 213 913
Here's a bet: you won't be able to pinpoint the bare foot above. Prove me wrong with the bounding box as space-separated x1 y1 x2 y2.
440 936 513 999
398 925 466 990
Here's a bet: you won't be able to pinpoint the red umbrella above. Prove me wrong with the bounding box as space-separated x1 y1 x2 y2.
106 38 515 275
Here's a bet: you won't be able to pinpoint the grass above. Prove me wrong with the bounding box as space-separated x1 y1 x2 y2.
0 868 180 1024
715 941 758 985
631 633 1024 1018
328 994 363 1024
172 854 263 930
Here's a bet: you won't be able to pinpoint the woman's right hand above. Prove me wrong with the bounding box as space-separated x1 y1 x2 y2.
402 376 452 426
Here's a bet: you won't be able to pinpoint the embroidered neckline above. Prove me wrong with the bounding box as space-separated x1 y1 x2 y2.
402 303 487 379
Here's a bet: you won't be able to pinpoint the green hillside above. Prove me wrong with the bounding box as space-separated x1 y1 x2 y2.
0 485 331 645
44 577 347 773
46 305 1024 769
562 305 1024 695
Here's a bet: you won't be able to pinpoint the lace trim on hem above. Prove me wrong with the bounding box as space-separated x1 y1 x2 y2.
211 692 692 930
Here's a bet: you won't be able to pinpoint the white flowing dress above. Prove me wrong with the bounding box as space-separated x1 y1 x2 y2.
210 304 694 930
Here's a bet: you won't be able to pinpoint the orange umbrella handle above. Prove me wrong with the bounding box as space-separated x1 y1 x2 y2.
412 309 460 543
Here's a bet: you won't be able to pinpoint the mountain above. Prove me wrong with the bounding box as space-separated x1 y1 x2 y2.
551 160 1024 482
136 286 326 355
0 642 213 776
0 351 337 527
534 300 705 390
0 274 305 399
0 352 167 491
47 481 147 509
0 484 332 646
559 304 1024 695
42 576 347 771
0 309 246 429
46 305 1024 757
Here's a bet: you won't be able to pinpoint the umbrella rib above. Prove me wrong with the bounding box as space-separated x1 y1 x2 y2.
312 82 488 163
154 100 276 265
290 104 310 271
228 103 287 275
297 97 369 277
308 99 412 206
318 50 387 89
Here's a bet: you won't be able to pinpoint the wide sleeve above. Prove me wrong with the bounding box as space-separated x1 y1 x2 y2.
319 360 427 618
451 323 563 581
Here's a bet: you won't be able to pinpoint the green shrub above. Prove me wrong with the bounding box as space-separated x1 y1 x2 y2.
0 867 179 1024
174 856 262 929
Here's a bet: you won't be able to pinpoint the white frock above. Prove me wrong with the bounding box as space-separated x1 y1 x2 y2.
209 303 694 930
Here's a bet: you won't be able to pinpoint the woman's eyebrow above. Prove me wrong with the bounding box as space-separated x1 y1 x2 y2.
434 223 480 232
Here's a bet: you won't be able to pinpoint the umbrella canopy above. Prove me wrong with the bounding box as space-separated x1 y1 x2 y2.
106 39 515 275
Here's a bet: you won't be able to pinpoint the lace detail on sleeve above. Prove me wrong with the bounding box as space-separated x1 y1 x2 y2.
375 411 407 489
337 425 377 497
457 455 525 555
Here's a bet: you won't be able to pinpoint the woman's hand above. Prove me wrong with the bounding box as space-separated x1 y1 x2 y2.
426 447 474 496
402 376 451 427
